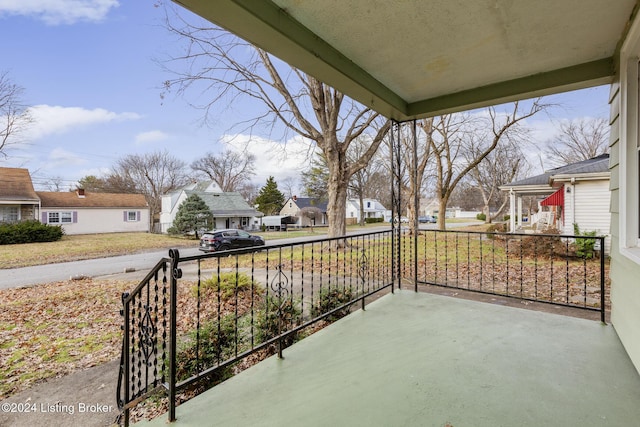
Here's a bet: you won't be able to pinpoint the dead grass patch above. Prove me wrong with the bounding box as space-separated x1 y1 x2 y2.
0 233 196 269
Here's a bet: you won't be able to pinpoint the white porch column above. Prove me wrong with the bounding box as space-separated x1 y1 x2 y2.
517 196 523 229
509 190 516 232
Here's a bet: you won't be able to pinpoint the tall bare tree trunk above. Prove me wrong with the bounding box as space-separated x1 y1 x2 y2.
358 191 365 226
327 178 349 239
437 197 448 230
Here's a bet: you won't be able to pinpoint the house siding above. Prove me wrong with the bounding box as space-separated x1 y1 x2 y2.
278 198 328 227
52 208 150 235
160 187 262 233
562 181 611 252
279 201 299 218
609 60 640 375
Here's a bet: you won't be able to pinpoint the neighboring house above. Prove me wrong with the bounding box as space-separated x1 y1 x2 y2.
0 167 149 235
280 196 328 227
500 155 611 243
160 181 263 233
416 198 479 219
38 189 150 235
0 167 40 223
418 198 439 217
346 198 387 223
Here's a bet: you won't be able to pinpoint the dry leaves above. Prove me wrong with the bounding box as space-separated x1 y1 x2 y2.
0 279 132 398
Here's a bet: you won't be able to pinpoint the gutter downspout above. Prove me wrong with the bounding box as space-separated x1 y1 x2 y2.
570 178 576 231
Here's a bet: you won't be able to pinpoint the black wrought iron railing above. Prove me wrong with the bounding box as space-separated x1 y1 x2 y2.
401 229 607 321
117 230 396 426
117 228 608 425
116 258 170 424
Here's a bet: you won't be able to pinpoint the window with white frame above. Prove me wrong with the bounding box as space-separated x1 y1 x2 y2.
127 211 138 222
61 212 72 223
48 212 59 223
48 211 72 224
0 206 19 222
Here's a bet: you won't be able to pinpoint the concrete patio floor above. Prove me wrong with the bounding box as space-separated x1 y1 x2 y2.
137 290 640 427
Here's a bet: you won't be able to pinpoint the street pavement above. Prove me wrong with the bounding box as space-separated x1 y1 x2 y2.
1 226 404 289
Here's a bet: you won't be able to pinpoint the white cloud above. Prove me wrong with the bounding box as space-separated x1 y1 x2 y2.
221 133 316 187
47 147 87 168
135 130 169 145
26 104 141 139
0 0 119 25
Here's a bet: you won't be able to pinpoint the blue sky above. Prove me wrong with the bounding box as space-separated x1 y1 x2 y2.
0 1 611 192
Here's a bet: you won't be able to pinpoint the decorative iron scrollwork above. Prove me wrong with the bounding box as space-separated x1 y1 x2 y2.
139 304 157 366
270 264 290 301
359 248 368 286
270 264 293 321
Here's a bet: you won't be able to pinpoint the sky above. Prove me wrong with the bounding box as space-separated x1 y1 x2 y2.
0 0 612 193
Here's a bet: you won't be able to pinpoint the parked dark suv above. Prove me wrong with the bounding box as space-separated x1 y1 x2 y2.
418 215 437 224
199 229 265 252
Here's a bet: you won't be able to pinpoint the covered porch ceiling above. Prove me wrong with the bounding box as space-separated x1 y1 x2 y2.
173 0 639 121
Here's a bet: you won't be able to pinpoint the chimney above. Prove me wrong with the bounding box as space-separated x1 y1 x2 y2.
77 188 86 198
292 195 297 201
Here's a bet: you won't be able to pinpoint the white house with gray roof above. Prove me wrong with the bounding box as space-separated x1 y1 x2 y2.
346 198 387 223
500 154 611 246
160 181 263 233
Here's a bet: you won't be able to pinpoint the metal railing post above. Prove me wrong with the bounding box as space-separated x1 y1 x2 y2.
120 293 130 427
600 236 606 324
412 120 419 292
168 249 181 422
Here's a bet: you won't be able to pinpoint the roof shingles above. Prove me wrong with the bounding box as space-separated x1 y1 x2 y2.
36 191 148 208
0 167 39 202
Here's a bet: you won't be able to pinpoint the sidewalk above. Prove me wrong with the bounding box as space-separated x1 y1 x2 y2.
0 360 120 427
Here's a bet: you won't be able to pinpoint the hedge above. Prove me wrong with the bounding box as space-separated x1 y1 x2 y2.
0 220 64 245
364 217 384 224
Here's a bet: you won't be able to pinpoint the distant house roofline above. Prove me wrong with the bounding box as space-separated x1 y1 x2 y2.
500 154 610 193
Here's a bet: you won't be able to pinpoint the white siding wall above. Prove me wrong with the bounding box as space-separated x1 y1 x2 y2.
279 200 305 227
562 180 611 253
160 192 187 233
45 208 150 235
610 40 640 375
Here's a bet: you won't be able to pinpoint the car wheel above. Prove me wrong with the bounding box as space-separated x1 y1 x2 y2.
219 245 230 251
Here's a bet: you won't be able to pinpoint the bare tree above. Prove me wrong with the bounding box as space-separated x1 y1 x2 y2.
0 71 33 157
396 119 435 233
280 176 299 199
347 137 386 226
191 150 255 192
468 136 531 223
430 101 546 230
301 153 330 202
44 176 66 192
161 13 390 241
300 206 323 232
546 117 609 166
448 181 485 211
239 182 259 205
108 150 191 231
364 170 392 212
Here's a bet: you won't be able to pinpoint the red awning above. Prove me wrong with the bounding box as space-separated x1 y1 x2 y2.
540 187 564 207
